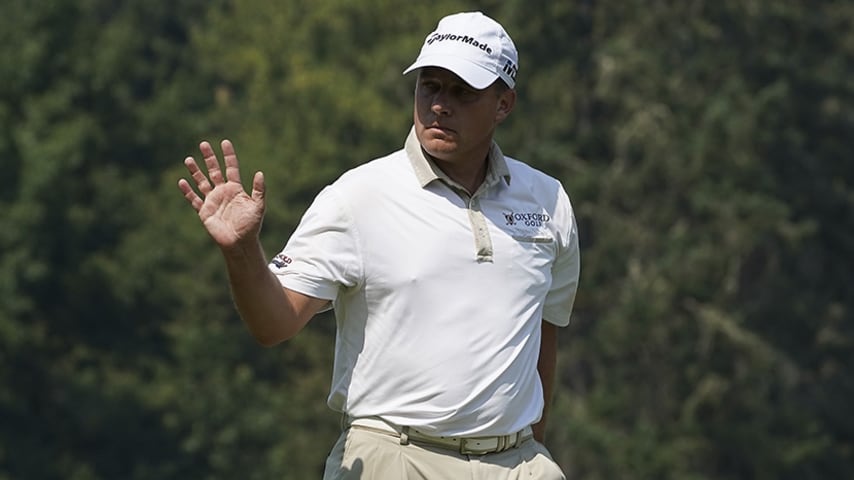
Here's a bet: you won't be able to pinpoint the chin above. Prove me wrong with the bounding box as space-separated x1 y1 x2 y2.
422 141 458 160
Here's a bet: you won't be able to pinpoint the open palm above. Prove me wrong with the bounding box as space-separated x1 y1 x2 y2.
178 140 266 250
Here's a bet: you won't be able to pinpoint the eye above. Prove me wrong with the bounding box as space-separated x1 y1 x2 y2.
419 80 441 94
453 85 479 102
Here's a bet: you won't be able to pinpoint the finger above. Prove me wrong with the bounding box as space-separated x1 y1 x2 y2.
184 156 213 195
251 171 265 205
177 178 205 212
221 139 242 184
200 141 224 186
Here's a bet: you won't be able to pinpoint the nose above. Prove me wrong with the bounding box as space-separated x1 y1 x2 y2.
430 92 451 116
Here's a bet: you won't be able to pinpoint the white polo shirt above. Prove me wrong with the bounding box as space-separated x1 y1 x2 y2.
270 128 580 437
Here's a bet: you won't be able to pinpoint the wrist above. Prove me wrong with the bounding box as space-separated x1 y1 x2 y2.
220 237 266 269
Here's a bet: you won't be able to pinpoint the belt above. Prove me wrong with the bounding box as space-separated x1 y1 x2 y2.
347 417 534 455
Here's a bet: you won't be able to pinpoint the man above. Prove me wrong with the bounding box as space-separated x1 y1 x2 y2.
178 11 579 479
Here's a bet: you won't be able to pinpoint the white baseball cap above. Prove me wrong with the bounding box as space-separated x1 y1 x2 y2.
403 11 519 89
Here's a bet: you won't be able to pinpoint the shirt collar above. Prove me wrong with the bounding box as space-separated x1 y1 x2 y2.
405 126 511 190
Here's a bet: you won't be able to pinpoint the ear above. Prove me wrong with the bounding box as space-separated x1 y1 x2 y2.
495 88 516 123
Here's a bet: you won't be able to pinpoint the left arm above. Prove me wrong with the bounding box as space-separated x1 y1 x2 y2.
532 320 559 443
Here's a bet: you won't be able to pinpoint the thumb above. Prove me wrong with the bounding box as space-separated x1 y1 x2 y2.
251 171 265 204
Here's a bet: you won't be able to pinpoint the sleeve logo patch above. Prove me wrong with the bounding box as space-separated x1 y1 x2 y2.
272 253 293 268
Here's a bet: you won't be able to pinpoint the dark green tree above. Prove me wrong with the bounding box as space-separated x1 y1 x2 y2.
1 0 851 479
489 1 854 479
0 0 223 477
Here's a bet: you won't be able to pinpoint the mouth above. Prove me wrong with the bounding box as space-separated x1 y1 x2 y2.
427 123 455 134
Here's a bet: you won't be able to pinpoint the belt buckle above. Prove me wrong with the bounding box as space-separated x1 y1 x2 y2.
459 434 510 455
459 437 488 455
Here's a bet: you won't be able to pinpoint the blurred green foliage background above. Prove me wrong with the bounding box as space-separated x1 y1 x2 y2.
1 0 852 478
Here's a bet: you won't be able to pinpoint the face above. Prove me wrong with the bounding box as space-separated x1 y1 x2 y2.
414 67 516 165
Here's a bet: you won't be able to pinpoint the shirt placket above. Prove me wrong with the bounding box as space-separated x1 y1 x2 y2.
455 187 494 263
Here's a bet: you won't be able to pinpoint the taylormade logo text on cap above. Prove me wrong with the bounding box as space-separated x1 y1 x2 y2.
403 12 519 90
426 33 493 54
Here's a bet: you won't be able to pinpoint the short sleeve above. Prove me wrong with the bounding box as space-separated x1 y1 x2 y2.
268 186 362 301
542 185 580 327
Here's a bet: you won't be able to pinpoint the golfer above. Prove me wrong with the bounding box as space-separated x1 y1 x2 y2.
178 11 580 479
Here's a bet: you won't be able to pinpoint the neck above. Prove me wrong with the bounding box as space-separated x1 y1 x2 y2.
430 154 489 194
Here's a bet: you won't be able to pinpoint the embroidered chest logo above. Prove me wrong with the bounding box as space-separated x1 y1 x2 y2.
504 211 551 227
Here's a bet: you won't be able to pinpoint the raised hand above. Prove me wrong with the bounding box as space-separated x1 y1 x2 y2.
178 140 266 251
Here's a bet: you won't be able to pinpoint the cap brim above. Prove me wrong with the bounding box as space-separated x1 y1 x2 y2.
402 55 498 90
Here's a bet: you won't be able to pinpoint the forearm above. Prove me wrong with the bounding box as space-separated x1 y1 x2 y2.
222 240 310 346
533 320 558 443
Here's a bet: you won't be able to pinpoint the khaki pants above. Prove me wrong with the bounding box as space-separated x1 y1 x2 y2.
323 427 566 480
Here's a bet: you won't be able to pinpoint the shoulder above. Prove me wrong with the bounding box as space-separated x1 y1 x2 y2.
299 150 412 230
504 156 567 198
331 148 412 192
501 156 576 233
